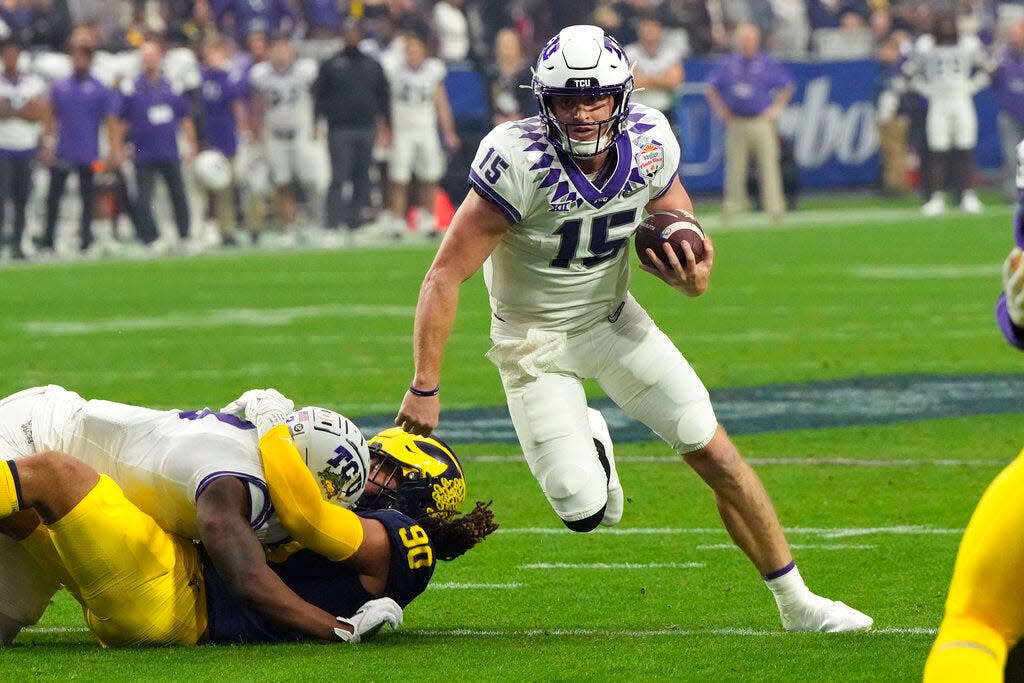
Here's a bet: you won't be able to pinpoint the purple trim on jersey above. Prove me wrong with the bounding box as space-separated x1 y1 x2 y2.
997 294 1024 349
195 471 272 532
0 148 36 159
762 560 796 581
553 132 632 208
468 169 521 224
652 171 678 200
5 460 22 509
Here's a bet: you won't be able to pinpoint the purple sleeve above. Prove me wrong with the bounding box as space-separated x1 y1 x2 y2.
173 91 189 120
996 294 1024 349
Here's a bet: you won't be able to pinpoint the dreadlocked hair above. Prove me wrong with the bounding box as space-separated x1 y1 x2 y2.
406 500 499 562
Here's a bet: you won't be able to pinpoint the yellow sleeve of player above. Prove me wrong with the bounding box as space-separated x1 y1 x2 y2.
258 424 364 561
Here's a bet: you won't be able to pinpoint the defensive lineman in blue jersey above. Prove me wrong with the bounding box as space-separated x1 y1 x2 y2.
395 24 871 632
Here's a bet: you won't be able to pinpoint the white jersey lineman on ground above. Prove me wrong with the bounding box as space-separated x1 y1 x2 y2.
0 385 291 636
384 55 447 183
903 33 991 151
474 102 678 330
250 58 318 186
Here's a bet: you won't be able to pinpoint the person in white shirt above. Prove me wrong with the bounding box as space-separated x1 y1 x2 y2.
433 0 470 64
624 14 685 126
249 35 318 242
381 31 459 236
0 36 48 260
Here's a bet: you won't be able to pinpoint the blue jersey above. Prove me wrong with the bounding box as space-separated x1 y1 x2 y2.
202 509 435 643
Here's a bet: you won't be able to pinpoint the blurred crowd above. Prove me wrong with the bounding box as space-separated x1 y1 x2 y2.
0 0 1021 262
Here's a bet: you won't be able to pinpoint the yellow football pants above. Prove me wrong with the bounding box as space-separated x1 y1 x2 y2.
924 447 1024 681
25 475 208 647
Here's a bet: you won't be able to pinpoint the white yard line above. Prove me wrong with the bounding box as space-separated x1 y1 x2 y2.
409 626 934 637
705 204 1012 234
502 526 963 537
697 543 877 550
429 582 525 590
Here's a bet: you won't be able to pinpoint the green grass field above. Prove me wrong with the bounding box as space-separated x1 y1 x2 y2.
0 196 1020 681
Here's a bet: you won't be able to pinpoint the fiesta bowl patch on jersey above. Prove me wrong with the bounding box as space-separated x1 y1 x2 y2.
635 142 664 178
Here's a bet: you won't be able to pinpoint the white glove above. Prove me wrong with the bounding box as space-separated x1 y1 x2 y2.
220 388 294 437
1004 247 1024 326
333 597 403 643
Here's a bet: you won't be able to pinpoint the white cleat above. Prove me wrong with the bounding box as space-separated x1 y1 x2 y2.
779 593 874 633
921 192 945 216
960 190 983 214
587 408 623 527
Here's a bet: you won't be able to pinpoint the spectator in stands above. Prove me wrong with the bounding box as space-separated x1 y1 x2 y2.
993 19 1024 202
434 0 470 64
0 34 46 260
381 30 459 237
27 0 71 50
625 14 685 130
38 28 117 256
315 19 390 239
67 0 125 50
903 12 992 215
248 34 317 245
0 0 33 47
301 0 340 39
114 38 196 250
488 27 533 125
812 10 875 59
198 35 248 246
706 22 794 224
215 0 296 45
177 0 220 53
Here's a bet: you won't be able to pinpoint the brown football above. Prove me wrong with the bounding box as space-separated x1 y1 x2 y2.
634 210 706 268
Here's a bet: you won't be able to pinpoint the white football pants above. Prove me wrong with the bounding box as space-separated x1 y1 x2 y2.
488 294 718 523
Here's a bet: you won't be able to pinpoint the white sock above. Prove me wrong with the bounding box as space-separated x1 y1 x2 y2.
764 562 810 606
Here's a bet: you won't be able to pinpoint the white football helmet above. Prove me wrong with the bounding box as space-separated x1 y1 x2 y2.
286 407 370 508
532 24 633 157
194 149 233 191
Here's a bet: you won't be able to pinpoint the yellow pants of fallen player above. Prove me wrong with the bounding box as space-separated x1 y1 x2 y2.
924 447 1024 681
21 475 207 647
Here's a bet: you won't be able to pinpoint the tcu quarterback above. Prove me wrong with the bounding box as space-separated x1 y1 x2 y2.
394 25 871 632
924 140 1024 680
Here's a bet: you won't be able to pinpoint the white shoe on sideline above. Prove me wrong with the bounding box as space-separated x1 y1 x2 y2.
587 408 623 527
960 190 983 214
921 192 945 216
778 592 873 633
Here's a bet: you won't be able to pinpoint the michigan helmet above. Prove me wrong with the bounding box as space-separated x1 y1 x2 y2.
533 24 633 158
357 427 466 518
286 407 370 508
194 149 232 191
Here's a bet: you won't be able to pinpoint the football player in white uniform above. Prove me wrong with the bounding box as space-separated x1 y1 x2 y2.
0 385 369 644
394 25 872 632
903 13 993 216
249 36 320 243
381 31 459 236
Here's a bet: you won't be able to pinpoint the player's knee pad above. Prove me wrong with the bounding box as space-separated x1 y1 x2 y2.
541 462 607 525
562 505 606 533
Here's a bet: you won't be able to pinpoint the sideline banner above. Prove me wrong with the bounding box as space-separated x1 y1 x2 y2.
676 59 1000 192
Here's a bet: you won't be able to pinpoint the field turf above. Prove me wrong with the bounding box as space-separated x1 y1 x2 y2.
0 195 1019 681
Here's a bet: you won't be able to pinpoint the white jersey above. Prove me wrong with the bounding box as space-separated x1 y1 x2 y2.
904 34 991 102
21 385 287 544
471 104 680 331
384 56 446 133
624 42 685 112
0 69 46 152
250 58 317 137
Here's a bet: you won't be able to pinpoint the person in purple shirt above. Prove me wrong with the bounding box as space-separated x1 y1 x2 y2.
38 29 118 254
302 0 341 40
993 20 1024 203
706 22 795 224
215 0 296 45
198 35 249 246
114 37 197 247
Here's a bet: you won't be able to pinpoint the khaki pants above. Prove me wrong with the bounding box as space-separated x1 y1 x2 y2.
722 114 785 222
878 116 909 194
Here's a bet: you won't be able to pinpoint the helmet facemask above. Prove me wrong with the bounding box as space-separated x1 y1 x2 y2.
535 80 633 158
355 434 466 519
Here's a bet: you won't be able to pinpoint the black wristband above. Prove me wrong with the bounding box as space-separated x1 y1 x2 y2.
407 383 439 397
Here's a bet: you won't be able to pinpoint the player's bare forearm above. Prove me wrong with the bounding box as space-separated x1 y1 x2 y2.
396 191 509 434
196 477 339 640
